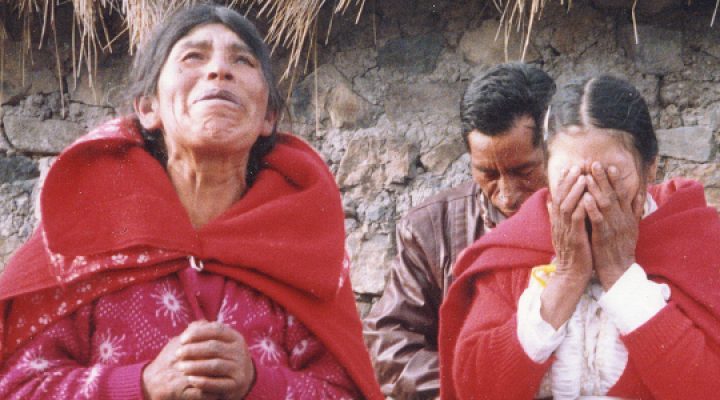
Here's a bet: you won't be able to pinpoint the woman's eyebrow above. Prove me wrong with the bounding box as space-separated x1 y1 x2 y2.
175 40 252 54
229 42 253 54
176 39 212 52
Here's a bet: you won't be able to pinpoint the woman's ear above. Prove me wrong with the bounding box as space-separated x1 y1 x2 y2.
134 96 162 131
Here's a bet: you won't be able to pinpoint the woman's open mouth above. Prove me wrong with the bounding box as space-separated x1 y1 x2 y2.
194 89 240 106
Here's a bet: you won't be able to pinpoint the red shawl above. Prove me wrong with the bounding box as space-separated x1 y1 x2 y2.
0 118 383 399
439 179 720 399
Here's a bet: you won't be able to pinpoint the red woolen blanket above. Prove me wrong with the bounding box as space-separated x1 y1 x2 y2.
439 179 720 399
0 118 383 399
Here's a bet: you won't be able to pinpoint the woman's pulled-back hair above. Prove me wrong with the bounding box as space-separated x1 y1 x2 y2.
548 75 658 167
126 4 283 185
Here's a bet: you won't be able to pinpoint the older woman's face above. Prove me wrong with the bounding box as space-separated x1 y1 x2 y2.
142 23 272 155
547 128 647 203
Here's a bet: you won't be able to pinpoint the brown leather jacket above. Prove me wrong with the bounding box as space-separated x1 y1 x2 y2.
363 182 504 399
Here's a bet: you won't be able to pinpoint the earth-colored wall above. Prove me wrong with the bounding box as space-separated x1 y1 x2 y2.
1 0 718 314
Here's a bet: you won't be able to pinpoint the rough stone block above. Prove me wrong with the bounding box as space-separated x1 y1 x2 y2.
0 124 11 152
334 48 378 81
664 162 720 188
347 232 394 295
656 126 714 162
0 155 39 184
420 139 466 174
459 20 539 65
290 64 376 128
0 40 60 104
327 84 371 129
0 180 37 268
620 25 683 75
550 6 604 56
4 116 85 154
377 33 444 74
660 81 720 109
336 136 417 190
384 82 462 122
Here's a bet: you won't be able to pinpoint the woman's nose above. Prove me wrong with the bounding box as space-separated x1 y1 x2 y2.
206 56 234 81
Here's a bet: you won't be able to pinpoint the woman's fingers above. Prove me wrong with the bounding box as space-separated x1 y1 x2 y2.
187 375 245 395
181 321 241 345
179 387 213 400
606 164 634 210
583 192 605 227
590 162 614 194
632 191 645 219
554 166 582 213
177 339 239 362
178 359 236 377
586 165 617 213
559 175 587 223
570 194 588 233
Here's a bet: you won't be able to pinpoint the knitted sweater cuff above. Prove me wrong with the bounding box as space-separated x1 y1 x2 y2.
99 362 148 399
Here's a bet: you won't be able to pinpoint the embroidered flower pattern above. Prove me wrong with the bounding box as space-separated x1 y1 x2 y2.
249 332 282 365
217 298 239 326
95 331 126 365
80 364 102 398
19 347 51 373
150 283 188 327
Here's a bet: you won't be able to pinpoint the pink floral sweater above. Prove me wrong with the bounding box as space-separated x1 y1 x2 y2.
0 267 359 399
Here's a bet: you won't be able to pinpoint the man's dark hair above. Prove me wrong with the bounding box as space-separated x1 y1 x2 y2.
460 63 556 147
126 5 283 185
548 74 658 167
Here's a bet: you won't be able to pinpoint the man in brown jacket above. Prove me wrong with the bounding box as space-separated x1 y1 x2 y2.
363 63 555 399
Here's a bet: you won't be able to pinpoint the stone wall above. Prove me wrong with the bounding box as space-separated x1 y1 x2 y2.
1 0 718 315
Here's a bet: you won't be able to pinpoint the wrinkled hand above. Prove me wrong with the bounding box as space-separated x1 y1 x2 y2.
143 321 255 400
549 165 593 283
584 162 644 290
142 334 214 400
541 166 595 329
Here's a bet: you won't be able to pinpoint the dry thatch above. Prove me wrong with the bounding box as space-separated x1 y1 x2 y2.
1 0 719 92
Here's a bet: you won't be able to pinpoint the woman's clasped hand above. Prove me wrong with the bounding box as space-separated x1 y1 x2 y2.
143 321 254 400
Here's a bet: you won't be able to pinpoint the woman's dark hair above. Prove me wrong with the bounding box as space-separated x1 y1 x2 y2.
548 75 658 167
460 62 556 147
127 5 283 185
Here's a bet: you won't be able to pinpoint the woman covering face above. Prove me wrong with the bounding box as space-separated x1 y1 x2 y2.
0 5 382 400
440 75 720 399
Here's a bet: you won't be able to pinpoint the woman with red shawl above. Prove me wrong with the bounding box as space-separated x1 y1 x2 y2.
440 75 720 399
0 5 382 399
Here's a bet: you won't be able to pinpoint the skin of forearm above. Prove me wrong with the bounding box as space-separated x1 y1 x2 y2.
540 272 589 330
